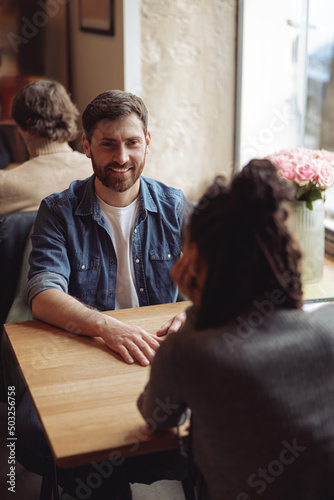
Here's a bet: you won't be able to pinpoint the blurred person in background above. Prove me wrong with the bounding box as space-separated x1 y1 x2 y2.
0 79 92 215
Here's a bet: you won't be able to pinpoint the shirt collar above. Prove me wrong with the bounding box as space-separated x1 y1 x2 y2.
76 175 158 218
76 175 98 218
139 176 158 213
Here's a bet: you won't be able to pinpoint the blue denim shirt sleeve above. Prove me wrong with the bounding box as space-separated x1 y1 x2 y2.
24 271 68 307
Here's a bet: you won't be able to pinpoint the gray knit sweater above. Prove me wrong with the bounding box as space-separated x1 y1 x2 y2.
138 302 334 500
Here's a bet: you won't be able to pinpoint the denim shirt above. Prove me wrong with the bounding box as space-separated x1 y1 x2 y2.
25 175 186 311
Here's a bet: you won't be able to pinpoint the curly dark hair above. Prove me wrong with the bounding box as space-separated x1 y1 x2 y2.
82 89 148 142
11 79 79 142
189 159 303 329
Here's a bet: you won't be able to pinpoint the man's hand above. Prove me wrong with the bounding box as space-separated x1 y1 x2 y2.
100 317 163 366
156 312 186 336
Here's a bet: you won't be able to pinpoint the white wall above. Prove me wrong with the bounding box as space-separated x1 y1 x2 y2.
140 0 238 200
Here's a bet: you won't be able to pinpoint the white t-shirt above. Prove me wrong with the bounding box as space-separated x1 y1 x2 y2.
97 195 139 310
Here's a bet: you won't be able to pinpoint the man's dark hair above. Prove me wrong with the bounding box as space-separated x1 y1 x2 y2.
11 79 79 142
82 90 148 142
189 159 303 329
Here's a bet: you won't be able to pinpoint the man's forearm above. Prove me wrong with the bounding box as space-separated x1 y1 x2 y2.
31 288 108 338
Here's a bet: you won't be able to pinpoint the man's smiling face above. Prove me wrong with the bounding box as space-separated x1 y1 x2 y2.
83 113 150 193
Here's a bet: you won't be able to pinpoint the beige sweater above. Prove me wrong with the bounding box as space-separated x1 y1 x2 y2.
0 140 92 215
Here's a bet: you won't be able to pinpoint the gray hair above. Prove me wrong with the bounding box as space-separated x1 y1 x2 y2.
11 79 79 142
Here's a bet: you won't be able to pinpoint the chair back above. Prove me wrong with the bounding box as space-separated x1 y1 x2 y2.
0 211 36 400
0 210 37 325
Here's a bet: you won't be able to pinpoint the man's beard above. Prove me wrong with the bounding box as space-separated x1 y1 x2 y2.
91 154 145 193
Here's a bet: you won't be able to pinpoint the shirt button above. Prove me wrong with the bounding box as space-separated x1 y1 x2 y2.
81 265 86 270
139 288 144 292
134 229 137 233
167 254 171 259
109 291 113 296
110 260 115 265
135 259 140 264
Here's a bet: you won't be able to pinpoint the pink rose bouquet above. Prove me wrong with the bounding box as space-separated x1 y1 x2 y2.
267 147 334 209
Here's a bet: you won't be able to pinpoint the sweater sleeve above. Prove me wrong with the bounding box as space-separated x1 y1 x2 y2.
137 331 188 430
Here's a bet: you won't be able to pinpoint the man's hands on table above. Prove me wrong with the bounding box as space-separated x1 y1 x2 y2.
32 289 163 367
99 316 163 366
32 289 188 367
99 311 187 364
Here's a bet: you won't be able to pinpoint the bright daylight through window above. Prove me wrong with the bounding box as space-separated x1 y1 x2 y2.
237 0 334 219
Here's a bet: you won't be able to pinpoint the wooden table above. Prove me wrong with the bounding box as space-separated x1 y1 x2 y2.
4 301 191 468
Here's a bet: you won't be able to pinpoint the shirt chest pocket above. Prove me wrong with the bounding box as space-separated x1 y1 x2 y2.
149 248 178 289
71 253 101 293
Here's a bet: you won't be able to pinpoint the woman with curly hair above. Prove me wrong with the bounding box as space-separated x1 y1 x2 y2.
138 159 334 500
0 79 92 215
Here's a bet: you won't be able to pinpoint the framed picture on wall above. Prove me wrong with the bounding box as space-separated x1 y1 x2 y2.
79 0 114 36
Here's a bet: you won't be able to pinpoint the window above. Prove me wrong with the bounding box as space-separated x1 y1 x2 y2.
236 0 334 209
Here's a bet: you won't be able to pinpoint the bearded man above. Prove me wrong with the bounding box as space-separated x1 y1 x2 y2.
24 89 187 364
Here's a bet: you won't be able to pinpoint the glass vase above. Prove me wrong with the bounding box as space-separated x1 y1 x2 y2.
286 199 325 283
